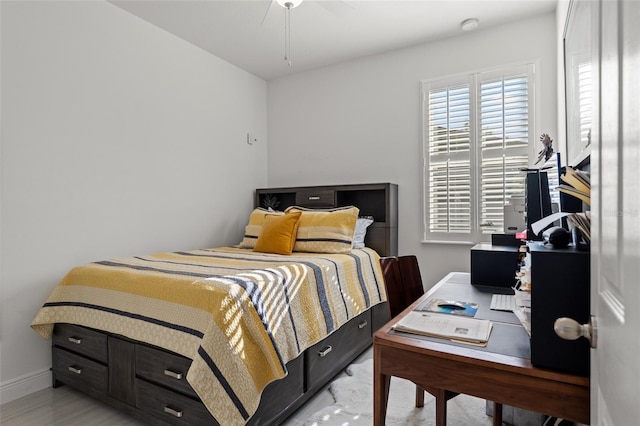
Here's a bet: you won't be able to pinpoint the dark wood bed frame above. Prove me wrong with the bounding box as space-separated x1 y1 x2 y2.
51 183 398 425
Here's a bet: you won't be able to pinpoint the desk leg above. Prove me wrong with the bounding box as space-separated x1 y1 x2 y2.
493 402 503 426
373 373 390 426
416 386 425 407
434 388 448 426
373 348 390 426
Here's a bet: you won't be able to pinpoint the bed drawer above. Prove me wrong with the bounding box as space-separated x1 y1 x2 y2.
52 347 108 394
295 189 335 207
136 379 213 426
53 324 108 363
305 310 372 389
135 344 197 398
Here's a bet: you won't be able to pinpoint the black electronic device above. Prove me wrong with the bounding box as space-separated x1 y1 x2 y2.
571 227 590 251
525 170 553 241
470 243 519 288
491 233 522 247
542 226 571 248
530 243 590 376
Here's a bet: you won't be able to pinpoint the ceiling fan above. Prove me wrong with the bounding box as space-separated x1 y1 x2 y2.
261 0 353 67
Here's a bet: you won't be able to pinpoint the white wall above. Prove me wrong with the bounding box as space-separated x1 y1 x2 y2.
0 1 267 402
267 13 558 288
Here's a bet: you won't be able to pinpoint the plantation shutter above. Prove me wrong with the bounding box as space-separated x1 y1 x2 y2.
578 62 592 147
423 64 534 242
478 67 531 234
424 77 473 239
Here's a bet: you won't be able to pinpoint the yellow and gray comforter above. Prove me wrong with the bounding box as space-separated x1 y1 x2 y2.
31 246 386 425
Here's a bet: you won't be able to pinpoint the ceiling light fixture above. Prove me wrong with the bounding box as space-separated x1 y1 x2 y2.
461 18 479 32
276 0 303 67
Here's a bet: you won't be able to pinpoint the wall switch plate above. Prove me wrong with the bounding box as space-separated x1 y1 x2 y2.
247 133 258 145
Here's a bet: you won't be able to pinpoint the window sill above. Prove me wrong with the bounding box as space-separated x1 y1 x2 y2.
421 240 479 246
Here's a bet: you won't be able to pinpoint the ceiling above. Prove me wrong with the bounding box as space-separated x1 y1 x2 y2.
110 0 557 81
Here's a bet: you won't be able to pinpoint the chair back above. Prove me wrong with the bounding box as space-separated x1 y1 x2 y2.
379 255 425 318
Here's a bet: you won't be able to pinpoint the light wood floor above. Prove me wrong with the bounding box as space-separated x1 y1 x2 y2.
0 349 372 426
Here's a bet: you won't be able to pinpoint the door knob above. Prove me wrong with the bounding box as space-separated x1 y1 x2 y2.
554 316 597 348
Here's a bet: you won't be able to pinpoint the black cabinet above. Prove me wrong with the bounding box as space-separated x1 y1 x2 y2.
255 183 398 256
470 243 520 288
530 243 590 376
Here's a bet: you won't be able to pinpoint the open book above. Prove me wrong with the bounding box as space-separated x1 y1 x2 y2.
392 311 492 346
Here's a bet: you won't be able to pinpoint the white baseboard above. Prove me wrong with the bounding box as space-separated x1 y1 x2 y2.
0 369 51 405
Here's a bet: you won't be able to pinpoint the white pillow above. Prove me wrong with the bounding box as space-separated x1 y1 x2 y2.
352 217 374 249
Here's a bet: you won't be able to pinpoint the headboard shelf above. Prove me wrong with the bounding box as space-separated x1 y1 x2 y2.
255 183 398 256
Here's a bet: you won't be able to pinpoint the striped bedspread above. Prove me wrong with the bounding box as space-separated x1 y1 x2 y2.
31 247 386 425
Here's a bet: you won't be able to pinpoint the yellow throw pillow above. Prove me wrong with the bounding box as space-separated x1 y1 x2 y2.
285 206 359 254
253 211 302 255
239 208 285 249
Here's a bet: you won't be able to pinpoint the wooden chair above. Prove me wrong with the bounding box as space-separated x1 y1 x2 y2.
379 255 460 421
379 255 425 318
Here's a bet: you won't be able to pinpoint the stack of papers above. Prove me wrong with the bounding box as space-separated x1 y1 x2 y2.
567 212 591 243
392 311 492 346
559 166 591 205
531 211 591 243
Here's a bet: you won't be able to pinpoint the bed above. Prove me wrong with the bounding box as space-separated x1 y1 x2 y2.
31 183 398 425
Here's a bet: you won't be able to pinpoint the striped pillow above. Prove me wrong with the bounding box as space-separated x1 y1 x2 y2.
285 206 359 254
239 208 285 249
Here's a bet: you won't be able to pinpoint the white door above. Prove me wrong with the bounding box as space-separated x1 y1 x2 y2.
590 0 640 424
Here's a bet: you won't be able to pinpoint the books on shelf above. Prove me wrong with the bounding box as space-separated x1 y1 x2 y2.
392 311 492 346
415 298 479 317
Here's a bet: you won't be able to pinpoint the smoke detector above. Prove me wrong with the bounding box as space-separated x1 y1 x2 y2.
461 18 479 31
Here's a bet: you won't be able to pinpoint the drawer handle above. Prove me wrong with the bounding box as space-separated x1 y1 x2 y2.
68 365 82 375
308 196 321 200
318 345 332 357
67 337 82 344
358 320 368 329
164 369 183 380
164 405 183 418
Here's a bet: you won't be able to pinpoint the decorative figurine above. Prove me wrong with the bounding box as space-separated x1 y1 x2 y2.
535 133 554 165
261 194 280 210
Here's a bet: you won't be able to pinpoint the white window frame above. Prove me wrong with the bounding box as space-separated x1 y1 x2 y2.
422 62 537 244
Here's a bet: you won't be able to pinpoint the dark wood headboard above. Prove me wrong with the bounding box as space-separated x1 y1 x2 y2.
255 183 398 257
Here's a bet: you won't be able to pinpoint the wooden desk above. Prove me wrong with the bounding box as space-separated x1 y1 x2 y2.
373 272 590 426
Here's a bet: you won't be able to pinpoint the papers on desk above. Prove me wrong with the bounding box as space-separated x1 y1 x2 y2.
392 311 492 346
513 305 531 337
512 289 532 337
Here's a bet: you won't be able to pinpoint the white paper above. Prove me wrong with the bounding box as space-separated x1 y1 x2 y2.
514 290 531 308
531 212 573 235
392 311 492 343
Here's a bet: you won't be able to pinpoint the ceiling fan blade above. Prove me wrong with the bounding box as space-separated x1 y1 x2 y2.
261 0 283 28
317 0 355 16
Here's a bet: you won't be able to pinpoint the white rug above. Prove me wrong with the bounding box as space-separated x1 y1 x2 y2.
303 359 493 426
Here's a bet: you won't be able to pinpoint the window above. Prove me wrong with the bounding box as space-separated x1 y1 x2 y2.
422 64 535 243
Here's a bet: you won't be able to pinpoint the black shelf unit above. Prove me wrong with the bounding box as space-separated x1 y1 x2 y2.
255 183 398 257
